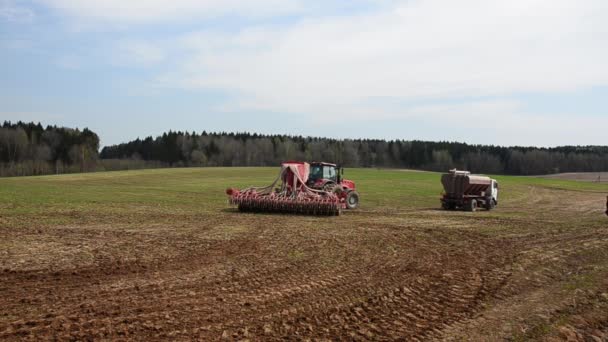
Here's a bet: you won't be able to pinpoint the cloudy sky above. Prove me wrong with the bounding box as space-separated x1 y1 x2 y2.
1 0 607 147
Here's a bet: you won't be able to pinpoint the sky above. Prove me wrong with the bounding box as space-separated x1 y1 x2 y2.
1 0 607 148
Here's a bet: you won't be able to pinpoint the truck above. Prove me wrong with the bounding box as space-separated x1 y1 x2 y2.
440 169 498 212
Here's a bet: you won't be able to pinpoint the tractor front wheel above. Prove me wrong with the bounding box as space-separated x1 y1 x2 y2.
345 191 360 210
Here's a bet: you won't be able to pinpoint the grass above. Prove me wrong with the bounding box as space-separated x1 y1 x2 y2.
1 167 605 248
1 167 606 220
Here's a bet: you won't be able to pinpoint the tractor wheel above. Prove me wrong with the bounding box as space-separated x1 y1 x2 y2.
323 183 336 192
466 199 477 212
345 191 360 210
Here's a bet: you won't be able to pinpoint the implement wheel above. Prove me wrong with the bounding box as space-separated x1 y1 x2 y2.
345 191 360 210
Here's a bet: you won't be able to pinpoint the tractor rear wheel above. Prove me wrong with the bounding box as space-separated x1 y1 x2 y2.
345 191 360 209
324 183 343 195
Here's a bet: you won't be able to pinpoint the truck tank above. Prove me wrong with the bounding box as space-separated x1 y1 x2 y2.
441 170 492 197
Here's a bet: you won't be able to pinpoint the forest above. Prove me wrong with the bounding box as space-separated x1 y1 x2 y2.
2 121 608 177
100 130 608 175
0 121 100 177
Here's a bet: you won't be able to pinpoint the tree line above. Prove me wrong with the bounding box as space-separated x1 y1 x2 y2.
100 130 608 175
0 121 100 177
2 121 608 177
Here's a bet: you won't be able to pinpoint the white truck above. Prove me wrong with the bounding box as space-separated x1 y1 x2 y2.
440 169 498 212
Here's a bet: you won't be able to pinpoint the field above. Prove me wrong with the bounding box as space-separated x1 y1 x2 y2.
542 172 608 182
1 168 608 341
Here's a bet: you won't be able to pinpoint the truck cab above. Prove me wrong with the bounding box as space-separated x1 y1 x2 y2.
490 179 499 205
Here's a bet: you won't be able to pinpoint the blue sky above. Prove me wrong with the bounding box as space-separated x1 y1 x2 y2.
1 0 607 147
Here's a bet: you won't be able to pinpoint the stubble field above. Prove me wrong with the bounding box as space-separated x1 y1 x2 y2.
1 168 607 341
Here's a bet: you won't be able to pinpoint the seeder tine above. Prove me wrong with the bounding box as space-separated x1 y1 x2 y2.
233 197 341 216
228 182 342 215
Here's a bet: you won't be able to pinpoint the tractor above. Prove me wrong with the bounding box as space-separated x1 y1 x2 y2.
226 161 359 215
306 162 359 210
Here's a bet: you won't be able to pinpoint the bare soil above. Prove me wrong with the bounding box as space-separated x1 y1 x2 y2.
1 187 607 340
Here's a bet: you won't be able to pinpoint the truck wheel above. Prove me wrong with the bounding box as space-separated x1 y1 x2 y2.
442 202 455 210
466 199 477 212
485 198 495 211
345 191 359 210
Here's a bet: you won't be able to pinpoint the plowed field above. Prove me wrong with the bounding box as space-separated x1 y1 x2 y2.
1 168 607 341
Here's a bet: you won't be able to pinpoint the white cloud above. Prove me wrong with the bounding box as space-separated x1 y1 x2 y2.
111 40 166 67
167 0 608 105
37 0 304 23
28 0 608 145
55 54 83 70
0 0 35 22
389 100 608 147
1 38 33 50
295 99 608 146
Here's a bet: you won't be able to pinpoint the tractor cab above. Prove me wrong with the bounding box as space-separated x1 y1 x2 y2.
308 162 340 185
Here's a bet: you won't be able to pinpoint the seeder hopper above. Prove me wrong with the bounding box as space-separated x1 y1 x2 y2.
226 161 359 216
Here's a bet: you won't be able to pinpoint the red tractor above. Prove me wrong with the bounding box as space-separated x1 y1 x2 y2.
226 161 359 215
306 162 359 209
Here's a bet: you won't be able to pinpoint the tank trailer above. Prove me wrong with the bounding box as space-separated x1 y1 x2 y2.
440 169 498 212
